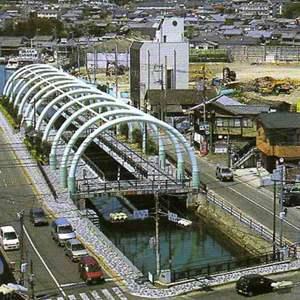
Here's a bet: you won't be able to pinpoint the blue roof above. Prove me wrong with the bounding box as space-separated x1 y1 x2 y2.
246 30 272 39
54 217 70 225
216 95 242 106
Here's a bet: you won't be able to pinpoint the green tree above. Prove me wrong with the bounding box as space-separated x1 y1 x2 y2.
283 3 300 18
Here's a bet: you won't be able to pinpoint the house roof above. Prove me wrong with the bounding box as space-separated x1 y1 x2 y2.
216 104 270 115
215 95 242 106
257 112 300 129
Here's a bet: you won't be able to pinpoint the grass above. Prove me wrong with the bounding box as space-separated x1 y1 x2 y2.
0 101 17 128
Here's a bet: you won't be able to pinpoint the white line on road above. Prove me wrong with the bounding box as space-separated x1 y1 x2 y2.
205 170 300 234
102 289 115 300
227 186 300 232
23 225 66 297
91 290 102 300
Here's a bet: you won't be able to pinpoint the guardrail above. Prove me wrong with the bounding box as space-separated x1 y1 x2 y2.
206 191 283 245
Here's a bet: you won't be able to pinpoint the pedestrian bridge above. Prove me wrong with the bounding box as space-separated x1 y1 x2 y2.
3 64 200 194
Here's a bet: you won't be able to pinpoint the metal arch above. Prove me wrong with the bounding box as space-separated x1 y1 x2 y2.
27 88 104 128
59 110 187 186
48 102 131 169
21 80 83 121
23 81 93 124
67 116 200 192
40 95 118 140
4 64 56 96
60 109 146 187
12 69 60 106
15 71 64 111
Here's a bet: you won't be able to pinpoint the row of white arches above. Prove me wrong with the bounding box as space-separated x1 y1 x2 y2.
3 64 200 193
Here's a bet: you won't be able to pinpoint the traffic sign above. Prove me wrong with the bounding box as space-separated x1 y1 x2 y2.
168 211 178 223
133 209 149 220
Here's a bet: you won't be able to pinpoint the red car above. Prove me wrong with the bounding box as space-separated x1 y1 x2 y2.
79 256 104 284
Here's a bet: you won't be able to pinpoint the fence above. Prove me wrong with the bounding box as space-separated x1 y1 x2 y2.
222 45 300 63
172 251 283 282
206 191 282 245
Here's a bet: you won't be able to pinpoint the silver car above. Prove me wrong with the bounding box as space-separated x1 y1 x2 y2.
64 239 88 262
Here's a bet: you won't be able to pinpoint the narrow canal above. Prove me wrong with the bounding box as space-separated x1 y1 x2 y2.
84 142 247 278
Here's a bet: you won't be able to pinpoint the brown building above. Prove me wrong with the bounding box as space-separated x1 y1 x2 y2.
256 112 300 171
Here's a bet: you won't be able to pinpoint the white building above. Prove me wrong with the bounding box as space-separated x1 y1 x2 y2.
130 17 189 110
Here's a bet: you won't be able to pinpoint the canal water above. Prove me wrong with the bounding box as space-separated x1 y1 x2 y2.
0 66 245 277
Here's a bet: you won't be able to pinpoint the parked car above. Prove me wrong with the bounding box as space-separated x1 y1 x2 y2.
64 239 88 262
51 218 76 246
236 274 274 297
0 226 20 251
79 255 104 284
283 186 300 207
30 208 48 226
216 166 234 181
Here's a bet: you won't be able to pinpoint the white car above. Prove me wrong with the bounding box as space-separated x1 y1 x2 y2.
0 226 20 251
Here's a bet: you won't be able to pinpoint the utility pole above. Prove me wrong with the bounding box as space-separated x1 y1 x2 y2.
93 46 97 84
17 210 25 285
77 44 80 74
155 193 160 277
29 259 35 300
115 45 119 98
279 158 285 248
273 179 277 259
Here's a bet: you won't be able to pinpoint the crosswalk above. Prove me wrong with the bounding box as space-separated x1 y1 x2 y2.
45 287 128 300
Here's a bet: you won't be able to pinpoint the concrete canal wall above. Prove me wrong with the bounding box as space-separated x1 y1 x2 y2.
196 194 273 256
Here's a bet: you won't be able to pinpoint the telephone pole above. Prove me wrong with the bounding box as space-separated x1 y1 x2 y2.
29 259 35 300
17 210 25 285
155 193 160 277
115 45 119 98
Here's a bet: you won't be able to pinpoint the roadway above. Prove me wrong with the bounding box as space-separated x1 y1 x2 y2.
179 151 300 245
0 128 133 299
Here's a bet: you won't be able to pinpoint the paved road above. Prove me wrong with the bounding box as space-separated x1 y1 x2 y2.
177 150 300 245
0 128 133 299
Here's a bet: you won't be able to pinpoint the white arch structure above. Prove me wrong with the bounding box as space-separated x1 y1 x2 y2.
3 64 200 192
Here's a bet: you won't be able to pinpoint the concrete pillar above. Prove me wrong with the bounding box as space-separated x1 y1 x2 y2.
68 176 76 194
142 124 147 154
192 170 200 189
60 166 68 188
128 125 133 143
49 153 57 170
177 159 185 182
116 124 121 136
159 148 166 169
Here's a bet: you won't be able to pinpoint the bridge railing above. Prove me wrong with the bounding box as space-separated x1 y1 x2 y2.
76 178 192 194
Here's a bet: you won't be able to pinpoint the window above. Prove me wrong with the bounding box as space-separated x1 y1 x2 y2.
163 35 167 42
243 118 253 128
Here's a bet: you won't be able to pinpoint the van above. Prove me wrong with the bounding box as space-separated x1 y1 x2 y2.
79 256 104 284
0 226 20 251
51 218 76 246
216 165 234 181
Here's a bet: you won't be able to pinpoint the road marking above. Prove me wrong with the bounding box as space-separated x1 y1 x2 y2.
68 295 77 300
79 293 90 300
227 186 300 232
101 289 115 300
23 225 66 297
61 282 85 288
112 287 127 300
205 170 300 235
91 290 102 299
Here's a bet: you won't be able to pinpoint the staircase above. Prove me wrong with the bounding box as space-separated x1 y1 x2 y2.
233 147 258 169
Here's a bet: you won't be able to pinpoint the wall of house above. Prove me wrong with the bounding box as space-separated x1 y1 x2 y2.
257 126 300 159
138 40 189 110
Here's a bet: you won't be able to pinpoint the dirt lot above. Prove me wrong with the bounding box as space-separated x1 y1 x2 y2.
192 62 300 82
191 62 300 104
